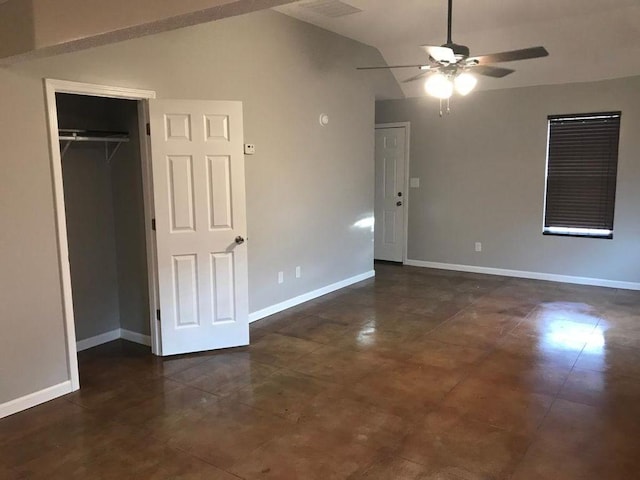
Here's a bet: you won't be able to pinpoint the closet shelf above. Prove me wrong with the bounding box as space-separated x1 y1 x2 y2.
59 129 130 163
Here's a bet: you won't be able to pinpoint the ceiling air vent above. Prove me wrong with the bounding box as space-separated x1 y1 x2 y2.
298 0 362 18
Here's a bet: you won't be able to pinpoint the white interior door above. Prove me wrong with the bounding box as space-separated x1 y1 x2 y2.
149 99 248 356
374 127 406 262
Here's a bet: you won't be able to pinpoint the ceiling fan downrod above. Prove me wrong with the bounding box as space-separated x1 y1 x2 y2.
442 0 470 59
447 0 453 45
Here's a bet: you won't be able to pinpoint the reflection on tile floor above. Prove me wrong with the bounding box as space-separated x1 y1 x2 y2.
1 263 639 479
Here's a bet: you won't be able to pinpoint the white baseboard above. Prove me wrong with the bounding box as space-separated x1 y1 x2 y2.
76 329 120 352
249 270 376 323
2 330 152 419
76 328 151 351
405 259 640 291
120 328 152 347
0 381 73 419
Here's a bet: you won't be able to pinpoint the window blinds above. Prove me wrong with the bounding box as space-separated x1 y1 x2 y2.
544 112 621 238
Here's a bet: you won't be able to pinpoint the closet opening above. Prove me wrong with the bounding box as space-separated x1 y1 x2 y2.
55 92 155 385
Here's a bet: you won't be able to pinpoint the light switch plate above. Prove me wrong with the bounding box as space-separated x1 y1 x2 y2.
244 144 256 155
410 177 420 188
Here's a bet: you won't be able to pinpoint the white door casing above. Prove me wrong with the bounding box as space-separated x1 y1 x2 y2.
374 127 406 262
149 100 249 356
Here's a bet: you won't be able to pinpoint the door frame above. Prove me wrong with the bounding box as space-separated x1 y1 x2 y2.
374 122 411 264
44 79 158 391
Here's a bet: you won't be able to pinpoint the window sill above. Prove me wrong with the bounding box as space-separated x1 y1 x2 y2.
542 231 613 240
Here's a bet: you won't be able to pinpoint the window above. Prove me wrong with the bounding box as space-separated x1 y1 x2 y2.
543 111 621 239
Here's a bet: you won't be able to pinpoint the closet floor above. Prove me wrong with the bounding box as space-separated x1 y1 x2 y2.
2 263 640 479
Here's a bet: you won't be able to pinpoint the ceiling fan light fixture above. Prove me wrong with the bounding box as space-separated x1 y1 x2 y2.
454 72 477 96
425 73 453 99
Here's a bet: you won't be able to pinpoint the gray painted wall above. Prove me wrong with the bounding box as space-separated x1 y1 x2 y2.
110 102 151 337
0 72 67 402
60 139 121 340
376 76 640 283
0 10 399 404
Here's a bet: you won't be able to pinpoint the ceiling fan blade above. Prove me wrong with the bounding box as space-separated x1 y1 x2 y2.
473 65 516 78
421 45 456 64
470 46 549 65
402 71 430 83
357 64 430 70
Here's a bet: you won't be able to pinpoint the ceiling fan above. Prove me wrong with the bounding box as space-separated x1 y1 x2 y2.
358 0 549 107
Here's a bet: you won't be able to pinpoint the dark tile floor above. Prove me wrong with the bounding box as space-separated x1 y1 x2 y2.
2 264 640 479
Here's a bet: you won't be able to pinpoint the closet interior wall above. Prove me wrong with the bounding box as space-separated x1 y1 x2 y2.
56 94 150 343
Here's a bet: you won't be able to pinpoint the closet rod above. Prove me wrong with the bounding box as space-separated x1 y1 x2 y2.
59 135 130 143
58 129 130 163
59 129 130 143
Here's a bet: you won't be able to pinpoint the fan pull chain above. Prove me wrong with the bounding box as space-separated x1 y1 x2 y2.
439 98 452 117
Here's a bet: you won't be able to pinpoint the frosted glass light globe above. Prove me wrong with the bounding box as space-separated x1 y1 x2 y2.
454 72 477 96
425 73 453 99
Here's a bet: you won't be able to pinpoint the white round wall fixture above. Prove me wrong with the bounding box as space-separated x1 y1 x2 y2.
319 114 330 126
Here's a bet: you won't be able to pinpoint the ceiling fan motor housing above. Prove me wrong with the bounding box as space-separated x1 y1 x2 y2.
443 43 470 59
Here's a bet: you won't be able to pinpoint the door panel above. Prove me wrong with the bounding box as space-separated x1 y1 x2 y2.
149 100 248 356
383 210 397 244
374 127 406 262
384 156 396 199
167 155 196 232
207 155 233 230
173 254 199 327
211 252 235 323
205 115 230 140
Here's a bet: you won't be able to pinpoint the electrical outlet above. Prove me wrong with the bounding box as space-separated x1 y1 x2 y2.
278 271 284 284
475 242 482 252
244 143 256 155
295 266 301 278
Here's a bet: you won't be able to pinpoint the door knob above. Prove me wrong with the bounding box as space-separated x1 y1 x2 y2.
235 236 245 245
396 201 403 207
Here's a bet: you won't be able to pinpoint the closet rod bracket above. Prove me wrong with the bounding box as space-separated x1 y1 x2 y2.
60 140 73 159
105 142 124 165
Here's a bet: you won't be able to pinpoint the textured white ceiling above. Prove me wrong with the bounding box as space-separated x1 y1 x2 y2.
276 0 640 98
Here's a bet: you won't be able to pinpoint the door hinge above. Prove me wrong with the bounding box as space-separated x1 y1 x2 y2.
146 123 151 136
152 218 156 231
156 309 161 321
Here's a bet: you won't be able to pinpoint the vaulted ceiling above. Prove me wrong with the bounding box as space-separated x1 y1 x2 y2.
276 0 640 98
